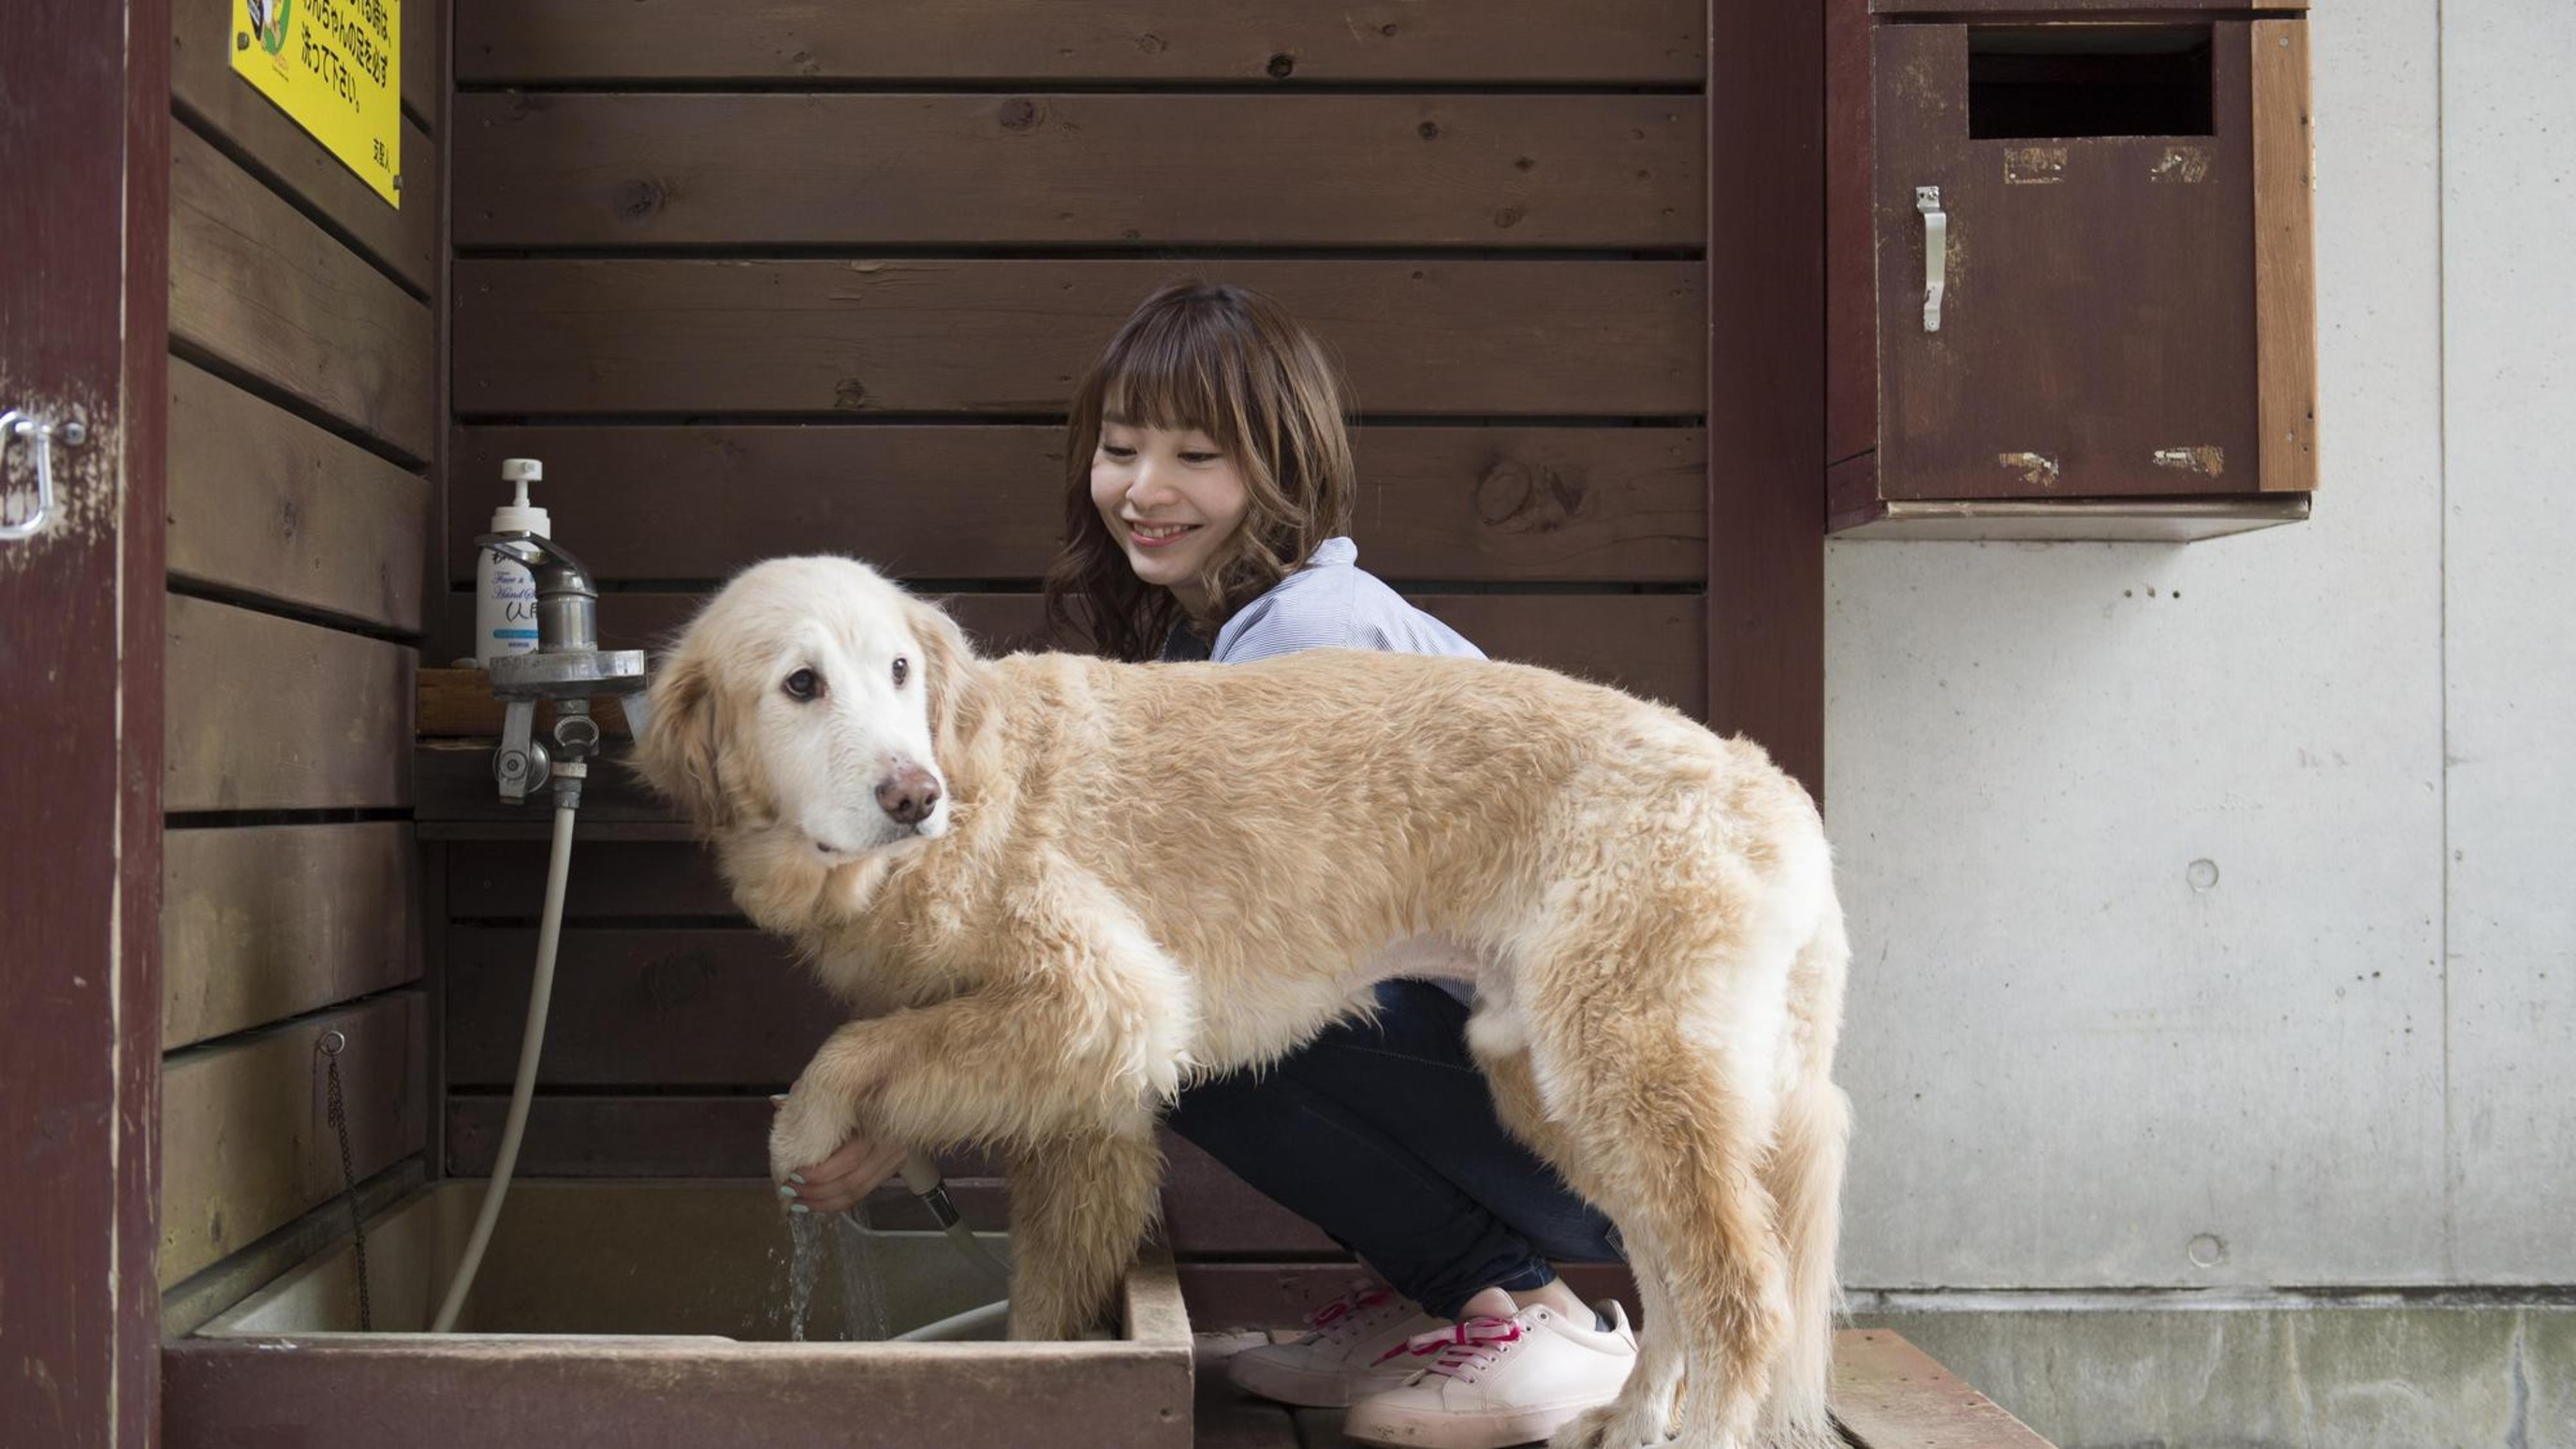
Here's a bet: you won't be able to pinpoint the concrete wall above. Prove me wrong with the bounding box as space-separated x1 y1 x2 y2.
1868 1302 2571 1449
1825 0 2572 1440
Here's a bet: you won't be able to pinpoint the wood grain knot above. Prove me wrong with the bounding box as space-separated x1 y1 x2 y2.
1475 461 1588 533
613 178 666 219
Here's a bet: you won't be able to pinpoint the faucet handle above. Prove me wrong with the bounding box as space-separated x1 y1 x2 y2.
475 531 598 599
494 697 551 802
475 530 549 568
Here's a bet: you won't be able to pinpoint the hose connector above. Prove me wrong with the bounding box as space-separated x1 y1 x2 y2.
551 757 588 812
900 1149 961 1228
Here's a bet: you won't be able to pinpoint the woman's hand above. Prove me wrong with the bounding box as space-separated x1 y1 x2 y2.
771 1093 909 1214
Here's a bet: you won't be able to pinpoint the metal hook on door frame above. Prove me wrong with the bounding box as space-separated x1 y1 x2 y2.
0 409 87 541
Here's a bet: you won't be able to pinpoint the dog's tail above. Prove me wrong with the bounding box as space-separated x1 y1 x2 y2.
1757 900 1853 1449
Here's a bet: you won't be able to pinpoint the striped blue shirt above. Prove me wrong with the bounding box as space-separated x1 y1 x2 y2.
1163 536 1484 1001
1159 537 1485 666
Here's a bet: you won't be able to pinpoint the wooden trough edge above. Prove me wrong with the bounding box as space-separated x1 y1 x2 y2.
165 1244 1193 1449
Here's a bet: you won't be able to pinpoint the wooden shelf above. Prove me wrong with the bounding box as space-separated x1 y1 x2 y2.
419 666 637 739
1833 492 2309 541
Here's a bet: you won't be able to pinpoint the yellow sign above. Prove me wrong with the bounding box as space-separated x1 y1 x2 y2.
230 0 402 207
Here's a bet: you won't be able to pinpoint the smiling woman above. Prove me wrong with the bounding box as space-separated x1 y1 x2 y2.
1089 419 1253 620
1030 283 1661 1446
1046 282 1362 662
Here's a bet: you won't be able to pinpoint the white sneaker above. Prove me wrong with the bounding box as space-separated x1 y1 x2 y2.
1341 1301 1639 1449
1226 1281 1446 1409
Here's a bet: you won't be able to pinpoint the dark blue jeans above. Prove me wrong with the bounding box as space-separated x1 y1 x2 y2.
1165 980 1623 1320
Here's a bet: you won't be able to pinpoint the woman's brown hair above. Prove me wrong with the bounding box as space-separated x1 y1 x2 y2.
1043 281 1357 662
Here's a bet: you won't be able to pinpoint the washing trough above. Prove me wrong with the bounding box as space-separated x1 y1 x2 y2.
163 1179 1193 1449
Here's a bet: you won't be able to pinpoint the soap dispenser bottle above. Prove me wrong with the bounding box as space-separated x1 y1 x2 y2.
476 458 550 666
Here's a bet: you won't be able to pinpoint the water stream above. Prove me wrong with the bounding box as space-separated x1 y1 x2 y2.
776 1208 891 1341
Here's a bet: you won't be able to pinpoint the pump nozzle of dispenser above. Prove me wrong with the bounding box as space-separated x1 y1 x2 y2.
503 455 540 502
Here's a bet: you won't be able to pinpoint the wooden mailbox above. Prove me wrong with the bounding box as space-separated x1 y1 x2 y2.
1832 7 2316 538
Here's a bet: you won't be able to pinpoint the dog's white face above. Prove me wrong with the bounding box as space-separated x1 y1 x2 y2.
752 583 953 856
637 556 968 860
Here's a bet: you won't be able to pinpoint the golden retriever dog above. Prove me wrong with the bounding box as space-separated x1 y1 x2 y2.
635 556 1851 1449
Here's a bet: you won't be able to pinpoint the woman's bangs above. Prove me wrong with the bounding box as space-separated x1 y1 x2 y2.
1098 319 1248 445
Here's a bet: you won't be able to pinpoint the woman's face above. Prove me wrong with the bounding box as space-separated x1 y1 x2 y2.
1090 417 1252 618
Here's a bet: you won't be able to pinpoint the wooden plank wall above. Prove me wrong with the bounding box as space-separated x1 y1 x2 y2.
438 0 1705 1322
158 0 443 1333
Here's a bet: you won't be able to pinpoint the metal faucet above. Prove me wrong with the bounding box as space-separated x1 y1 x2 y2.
474 532 651 805
476 531 603 653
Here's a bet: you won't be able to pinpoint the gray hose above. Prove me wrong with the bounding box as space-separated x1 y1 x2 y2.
892 1297 1011 1343
431 795 578 1331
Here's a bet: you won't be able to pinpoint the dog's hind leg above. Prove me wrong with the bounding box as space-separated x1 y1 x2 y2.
1469 1026 1686 1443
1509 880 1811 1449
1539 1040 1788 1449
1004 1127 1164 1340
1617 1229 1692 1447
1753 902 1852 1449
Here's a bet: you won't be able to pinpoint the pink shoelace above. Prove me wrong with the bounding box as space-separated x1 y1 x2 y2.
1374 1314 1525 1378
1303 1282 1397 1334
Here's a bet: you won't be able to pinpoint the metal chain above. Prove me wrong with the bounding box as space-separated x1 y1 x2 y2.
317 1030 373 1332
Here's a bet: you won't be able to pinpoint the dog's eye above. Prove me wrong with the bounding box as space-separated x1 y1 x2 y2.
891 657 909 688
783 667 823 702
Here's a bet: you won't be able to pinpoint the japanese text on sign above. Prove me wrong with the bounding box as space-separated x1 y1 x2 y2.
230 0 402 207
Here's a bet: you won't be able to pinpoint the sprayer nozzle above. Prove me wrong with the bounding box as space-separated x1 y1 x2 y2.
899 1149 944 1198
899 1149 962 1226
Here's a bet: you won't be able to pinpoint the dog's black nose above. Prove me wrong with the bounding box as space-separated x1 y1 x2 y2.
876 766 943 826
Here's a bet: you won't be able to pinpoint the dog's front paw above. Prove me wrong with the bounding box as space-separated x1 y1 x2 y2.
768 1083 856 1184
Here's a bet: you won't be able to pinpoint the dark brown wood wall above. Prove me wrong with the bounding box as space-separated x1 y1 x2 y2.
157 0 444 1336
436 0 1707 1318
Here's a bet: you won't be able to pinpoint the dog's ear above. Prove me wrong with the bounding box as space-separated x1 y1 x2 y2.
633 646 732 831
902 593 981 758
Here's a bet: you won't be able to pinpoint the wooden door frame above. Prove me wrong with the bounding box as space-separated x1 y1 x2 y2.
1 1 170 1444
1709 0 1827 801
